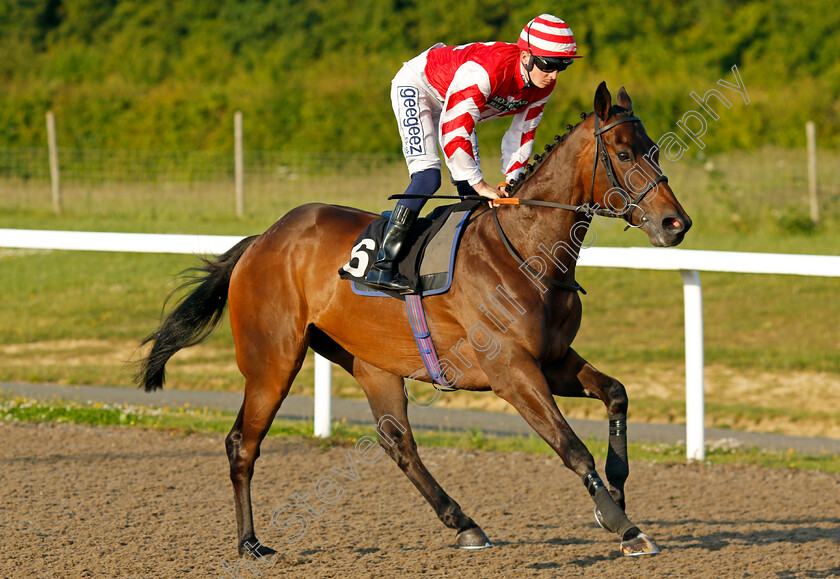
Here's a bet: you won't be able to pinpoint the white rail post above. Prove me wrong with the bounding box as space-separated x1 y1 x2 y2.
680 269 705 461
313 353 332 437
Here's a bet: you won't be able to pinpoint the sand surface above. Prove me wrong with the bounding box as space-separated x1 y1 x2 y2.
2 421 839 578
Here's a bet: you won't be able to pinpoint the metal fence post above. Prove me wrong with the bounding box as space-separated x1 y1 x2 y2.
680 269 705 461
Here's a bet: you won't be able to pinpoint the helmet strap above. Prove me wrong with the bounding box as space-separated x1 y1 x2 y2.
521 55 535 87
523 22 536 86
524 54 535 72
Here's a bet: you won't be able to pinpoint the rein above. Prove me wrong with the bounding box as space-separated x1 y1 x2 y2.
489 207 586 294
389 113 669 295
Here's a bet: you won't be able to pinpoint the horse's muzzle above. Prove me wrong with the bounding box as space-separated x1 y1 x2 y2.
648 213 692 247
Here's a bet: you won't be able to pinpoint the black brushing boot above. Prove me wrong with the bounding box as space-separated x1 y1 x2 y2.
364 204 419 293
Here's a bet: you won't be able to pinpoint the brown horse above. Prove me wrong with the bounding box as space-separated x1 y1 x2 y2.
136 82 690 559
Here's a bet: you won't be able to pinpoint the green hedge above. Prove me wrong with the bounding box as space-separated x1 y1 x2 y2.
1 0 838 153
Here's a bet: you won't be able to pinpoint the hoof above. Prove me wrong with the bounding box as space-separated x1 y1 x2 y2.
456 527 492 550
620 533 660 557
239 538 277 558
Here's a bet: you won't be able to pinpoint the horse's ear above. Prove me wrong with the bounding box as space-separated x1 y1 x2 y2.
617 86 633 115
594 81 611 122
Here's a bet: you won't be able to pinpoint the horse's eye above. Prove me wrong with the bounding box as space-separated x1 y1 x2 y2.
617 151 632 162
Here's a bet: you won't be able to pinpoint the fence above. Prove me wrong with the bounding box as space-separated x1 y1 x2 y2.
0 145 408 215
2 227 838 461
0 147 406 185
2 115 839 225
0 149 416 231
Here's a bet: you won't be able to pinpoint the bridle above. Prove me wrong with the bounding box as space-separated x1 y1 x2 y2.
489 112 668 293
492 113 668 221
589 113 668 226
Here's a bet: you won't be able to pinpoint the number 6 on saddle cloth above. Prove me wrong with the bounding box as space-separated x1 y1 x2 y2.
339 200 478 298
338 200 481 390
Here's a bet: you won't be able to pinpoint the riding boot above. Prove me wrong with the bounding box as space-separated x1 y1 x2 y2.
364 204 419 293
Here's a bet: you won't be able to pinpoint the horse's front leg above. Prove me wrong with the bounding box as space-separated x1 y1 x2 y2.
543 348 629 511
481 348 658 556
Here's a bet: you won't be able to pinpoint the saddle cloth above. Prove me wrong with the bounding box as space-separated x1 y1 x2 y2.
338 200 480 299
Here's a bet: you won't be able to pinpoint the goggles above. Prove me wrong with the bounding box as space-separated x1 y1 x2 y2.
532 56 574 73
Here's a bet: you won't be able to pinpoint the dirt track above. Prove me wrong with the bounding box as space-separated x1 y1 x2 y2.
2 421 839 579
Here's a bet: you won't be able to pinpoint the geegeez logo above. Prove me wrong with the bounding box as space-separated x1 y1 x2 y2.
398 86 425 157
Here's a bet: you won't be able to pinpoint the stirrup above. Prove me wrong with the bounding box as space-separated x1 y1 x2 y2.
364 268 416 294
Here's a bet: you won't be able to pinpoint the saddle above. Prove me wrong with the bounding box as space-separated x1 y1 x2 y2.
338 200 480 299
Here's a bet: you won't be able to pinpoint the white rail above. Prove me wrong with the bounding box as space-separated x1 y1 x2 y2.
579 246 839 460
0 228 243 255
2 229 839 459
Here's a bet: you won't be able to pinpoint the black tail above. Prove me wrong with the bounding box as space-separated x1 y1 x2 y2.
135 235 259 392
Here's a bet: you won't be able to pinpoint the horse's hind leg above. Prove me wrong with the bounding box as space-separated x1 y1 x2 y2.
544 348 629 511
225 329 309 557
354 361 491 549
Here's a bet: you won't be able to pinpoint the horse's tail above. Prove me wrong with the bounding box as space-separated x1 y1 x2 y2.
135 235 259 392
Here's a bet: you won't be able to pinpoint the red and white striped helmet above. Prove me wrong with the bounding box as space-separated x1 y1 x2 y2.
517 14 581 58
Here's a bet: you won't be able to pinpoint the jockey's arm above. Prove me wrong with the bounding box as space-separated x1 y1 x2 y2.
500 97 550 184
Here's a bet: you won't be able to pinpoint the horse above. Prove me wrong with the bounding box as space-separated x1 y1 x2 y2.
136 82 691 559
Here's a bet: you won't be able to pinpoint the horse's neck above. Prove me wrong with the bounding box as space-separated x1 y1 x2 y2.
497 130 591 282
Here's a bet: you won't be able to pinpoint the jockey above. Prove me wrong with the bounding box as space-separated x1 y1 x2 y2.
365 14 582 293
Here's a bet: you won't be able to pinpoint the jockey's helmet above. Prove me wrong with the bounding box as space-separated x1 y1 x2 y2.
517 14 581 73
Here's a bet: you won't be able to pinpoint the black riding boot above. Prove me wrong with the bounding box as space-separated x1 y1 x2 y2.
364 204 419 293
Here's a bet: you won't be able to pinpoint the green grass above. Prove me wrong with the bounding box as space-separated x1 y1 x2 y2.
2 395 837 472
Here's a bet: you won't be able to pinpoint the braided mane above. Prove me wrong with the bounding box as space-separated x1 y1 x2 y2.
507 111 592 195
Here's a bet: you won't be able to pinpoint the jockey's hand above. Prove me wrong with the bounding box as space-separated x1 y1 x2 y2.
472 180 509 203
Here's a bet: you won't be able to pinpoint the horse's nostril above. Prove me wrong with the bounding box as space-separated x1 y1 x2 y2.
663 217 683 232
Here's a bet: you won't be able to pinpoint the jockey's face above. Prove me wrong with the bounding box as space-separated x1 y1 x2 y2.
519 51 558 89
